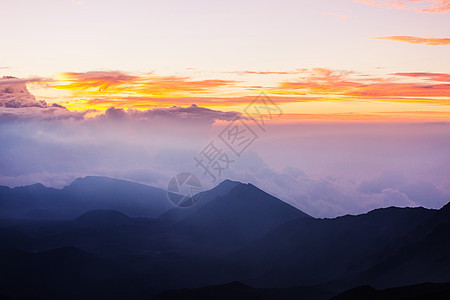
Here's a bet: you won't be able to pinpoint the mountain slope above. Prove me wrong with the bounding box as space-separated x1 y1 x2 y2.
153 281 450 300
1 177 449 299
62 176 172 217
0 247 125 299
157 179 241 224
331 282 450 300
74 209 135 227
230 206 435 287
170 182 310 249
153 281 334 300
0 176 172 219
354 202 450 288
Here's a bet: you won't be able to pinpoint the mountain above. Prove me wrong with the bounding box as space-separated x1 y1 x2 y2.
74 209 135 227
61 176 173 217
230 206 435 287
169 182 310 249
0 246 124 299
153 281 271 300
153 281 334 300
350 202 450 289
331 282 450 300
154 281 450 300
157 179 241 224
0 176 172 219
0 227 33 250
0 177 449 299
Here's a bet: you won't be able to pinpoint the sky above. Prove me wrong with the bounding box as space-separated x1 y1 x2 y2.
1 0 449 118
0 0 449 217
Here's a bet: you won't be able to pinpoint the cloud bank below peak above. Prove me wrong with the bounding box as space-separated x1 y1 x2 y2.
100 104 241 124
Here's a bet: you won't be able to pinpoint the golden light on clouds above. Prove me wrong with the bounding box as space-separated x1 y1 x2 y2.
375 36 450 45
21 68 449 122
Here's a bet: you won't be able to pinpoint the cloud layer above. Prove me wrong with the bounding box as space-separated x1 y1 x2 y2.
20 68 450 114
1 77 449 218
270 68 450 102
1 103 449 218
54 71 236 97
375 36 450 45
0 76 47 108
356 0 450 14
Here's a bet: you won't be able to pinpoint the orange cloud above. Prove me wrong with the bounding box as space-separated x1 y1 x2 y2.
54 71 237 97
228 70 300 75
271 68 450 102
35 69 450 112
375 36 450 45
75 95 315 110
420 0 450 13
56 71 137 92
356 0 450 13
392 72 450 82
275 111 450 123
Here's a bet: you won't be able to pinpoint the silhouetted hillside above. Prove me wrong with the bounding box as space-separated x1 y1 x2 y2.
74 209 135 227
231 206 435 286
0 247 124 299
353 202 450 288
170 182 310 249
153 281 334 300
331 282 450 300
0 176 172 219
158 179 241 224
0 178 449 299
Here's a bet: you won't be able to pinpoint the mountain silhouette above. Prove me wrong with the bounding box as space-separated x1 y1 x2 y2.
330 282 450 300
351 202 450 288
153 281 450 300
230 206 435 287
158 179 241 224
74 209 135 227
0 177 449 299
0 246 123 299
153 281 334 300
170 182 310 249
0 176 172 219
0 227 33 250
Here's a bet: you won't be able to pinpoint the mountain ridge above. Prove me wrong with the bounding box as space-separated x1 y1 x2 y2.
0 176 172 219
0 176 449 299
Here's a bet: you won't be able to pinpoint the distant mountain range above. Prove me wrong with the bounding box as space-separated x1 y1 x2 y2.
0 176 449 299
0 176 172 219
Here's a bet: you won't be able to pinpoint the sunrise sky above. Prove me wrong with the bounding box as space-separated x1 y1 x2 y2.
1 0 450 217
1 0 449 121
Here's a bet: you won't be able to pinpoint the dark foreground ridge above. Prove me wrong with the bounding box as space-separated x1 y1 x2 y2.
153 281 450 300
331 282 450 300
0 177 449 299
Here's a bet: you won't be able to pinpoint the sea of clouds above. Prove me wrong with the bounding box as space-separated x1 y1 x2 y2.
1 77 449 217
